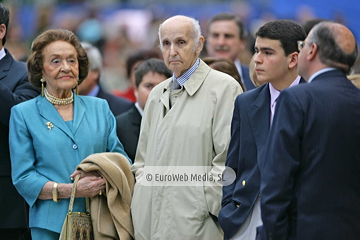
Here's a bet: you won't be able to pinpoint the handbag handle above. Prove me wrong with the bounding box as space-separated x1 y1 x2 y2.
68 174 90 214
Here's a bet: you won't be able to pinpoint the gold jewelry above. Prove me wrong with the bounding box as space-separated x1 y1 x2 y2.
52 182 60 202
41 78 45 97
99 190 103 196
75 82 79 95
46 121 54 131
44 88 73 105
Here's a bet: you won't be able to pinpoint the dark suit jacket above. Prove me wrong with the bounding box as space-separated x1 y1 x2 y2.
96 86 132 117
219 78 306 239
240 64 255 91
219 83 270 239
0 49 40 228
260 70 360 240
116 104 141 161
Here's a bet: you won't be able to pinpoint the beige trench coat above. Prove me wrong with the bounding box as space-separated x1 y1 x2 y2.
131 60 242 240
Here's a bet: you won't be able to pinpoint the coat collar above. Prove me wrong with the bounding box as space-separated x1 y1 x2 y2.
159 60 210 110
183 59 210 96
38 94 85 141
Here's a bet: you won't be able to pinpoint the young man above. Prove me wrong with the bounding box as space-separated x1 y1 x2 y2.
260 21 359 240
116 58 172 161
218 19 306 240
131 15 242 239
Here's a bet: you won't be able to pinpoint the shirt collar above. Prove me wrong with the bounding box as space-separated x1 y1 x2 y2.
308 68 337 83
0 48 6 61
173 58 200 87
88 84 100 97
269 75 301 107
269 83 281 108
234 59 244 79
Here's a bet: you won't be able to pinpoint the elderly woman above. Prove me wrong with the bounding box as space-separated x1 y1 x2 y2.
9 29 130 239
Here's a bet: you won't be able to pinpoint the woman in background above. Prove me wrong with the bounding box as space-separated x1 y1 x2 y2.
202 57 246 92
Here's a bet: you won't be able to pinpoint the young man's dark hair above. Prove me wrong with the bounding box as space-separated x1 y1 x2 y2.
134 58 172 87
255 19 307 56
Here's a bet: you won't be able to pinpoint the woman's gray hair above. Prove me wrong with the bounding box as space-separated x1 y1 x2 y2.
158 15 202 53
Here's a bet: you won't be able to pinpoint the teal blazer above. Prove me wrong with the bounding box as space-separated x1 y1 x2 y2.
9 94 130 233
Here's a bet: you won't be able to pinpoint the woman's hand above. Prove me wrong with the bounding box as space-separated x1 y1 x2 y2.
71 170 106 198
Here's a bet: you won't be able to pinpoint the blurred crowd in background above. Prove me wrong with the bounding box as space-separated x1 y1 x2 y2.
2 0 360 93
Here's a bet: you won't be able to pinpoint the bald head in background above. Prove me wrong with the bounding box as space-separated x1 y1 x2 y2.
298 21 358 80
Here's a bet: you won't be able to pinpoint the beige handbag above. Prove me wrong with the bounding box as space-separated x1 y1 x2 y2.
59 174 94 240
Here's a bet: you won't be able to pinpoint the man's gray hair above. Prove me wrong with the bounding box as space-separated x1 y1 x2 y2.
158 15 202 53
80 42 102 71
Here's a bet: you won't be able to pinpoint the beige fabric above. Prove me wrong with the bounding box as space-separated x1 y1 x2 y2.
170 87 183 109
77 152 134 240
131 60 242 240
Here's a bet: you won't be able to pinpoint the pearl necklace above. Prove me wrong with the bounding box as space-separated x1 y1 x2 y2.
44 88 74 105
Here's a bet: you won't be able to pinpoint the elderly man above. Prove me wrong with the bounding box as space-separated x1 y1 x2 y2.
79 42 132 116
206 13 254 91
131 15 242 239
259 21 359 239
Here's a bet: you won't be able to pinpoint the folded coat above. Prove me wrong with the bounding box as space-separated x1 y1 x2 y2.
77 152 134 240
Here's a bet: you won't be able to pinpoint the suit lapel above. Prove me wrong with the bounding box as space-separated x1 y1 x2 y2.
129 105 141 126
72 94 85 136
38 96 75 141
129 106 141 137
0 50 12 81
248 84 271 152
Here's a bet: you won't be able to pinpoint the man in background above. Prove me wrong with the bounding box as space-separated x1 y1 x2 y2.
79 42 132 116
206 13 255 90
113 49 161 102
0 4 40 240
116 58 171 161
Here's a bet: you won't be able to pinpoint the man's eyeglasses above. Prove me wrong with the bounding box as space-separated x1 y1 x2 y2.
297 41 307 51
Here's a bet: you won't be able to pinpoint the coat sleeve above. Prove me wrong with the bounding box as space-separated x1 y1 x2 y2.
9 105 50 207
0 61 39 126
259 90 302 239
205 80 242 216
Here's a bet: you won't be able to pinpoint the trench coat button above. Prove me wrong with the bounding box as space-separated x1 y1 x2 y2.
236 204 240 208
72 144 78 150
242 180 246 186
